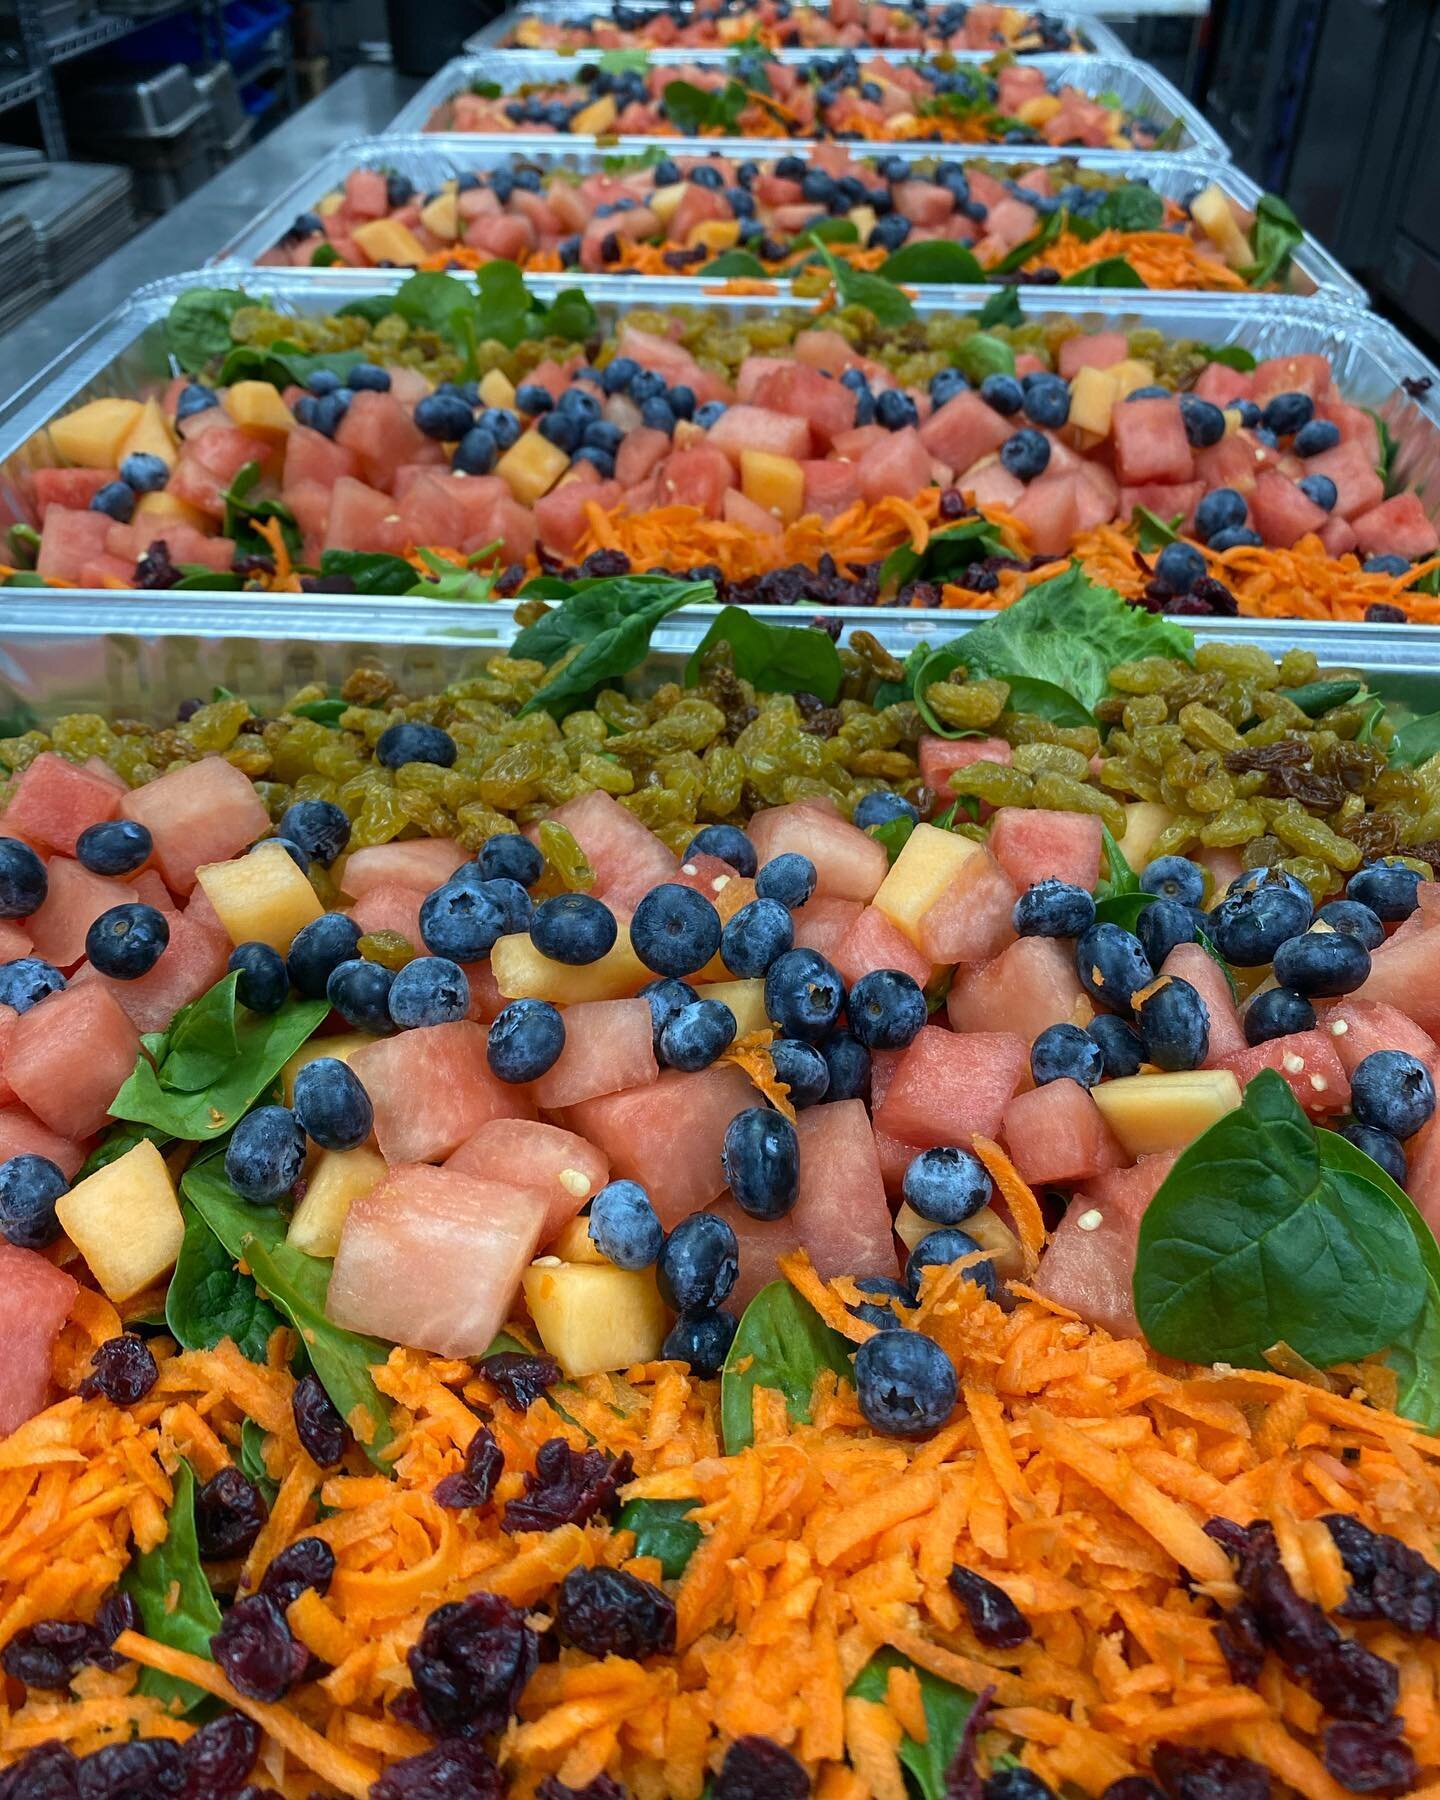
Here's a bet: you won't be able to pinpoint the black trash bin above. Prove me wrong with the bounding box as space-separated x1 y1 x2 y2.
386 0 497 75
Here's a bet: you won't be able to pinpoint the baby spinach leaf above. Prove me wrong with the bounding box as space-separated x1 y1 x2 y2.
1134 1070 1427 1369
240 1418 280 1506
1281 678 1363 717
166 1201 285 1362
468 78 502 98
1062 256 1144 288
516 575 714 718
848 1648 975 1800
597 48 649 73
954 331 1016 385
1366 408 1400 497
217 343 358 391
909 638 1097 737
407 546 500 602
531 286 597 345
684 606 843 704
721 1281 853 1453
1133 505 1182 553
310 243 341 268
183 1160 396 1469
1389 711 1440 767
616 1497 701 1578
703 249 768 279
868 814 916 864
1196 343 1258 373
880 514 1010 594
121 1461 222 1711
1094 184 1166 235
1243 193 1305 289
78 1121 174 1180
976 286 1022 329
812 243 914 325
166 287 249 372
880 240 986 286
317 549 418 594
290 697 348 727
394 270 483 374
807 217 859 246
0 571 48 589
663 77 748 135
220 462 300 558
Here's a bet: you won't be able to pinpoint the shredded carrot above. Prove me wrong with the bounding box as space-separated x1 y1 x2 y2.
970 1136 1046 1274
723 1028 795 1122
1023 227 1250 292
253 516 298 592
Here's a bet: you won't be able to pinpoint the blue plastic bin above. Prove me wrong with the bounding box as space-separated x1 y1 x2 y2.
112 0 289 69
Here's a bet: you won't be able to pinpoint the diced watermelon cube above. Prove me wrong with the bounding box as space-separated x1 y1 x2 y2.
323 477 407 554
947 935 1091 1042
119 756 269 896
531 997 657 1110
918 736 1011 812
1112 397 1195 486
537 791 678 914
916 846 1016 964
341 839 465 898
1058 332 1128 380
6 983 139 1140
751 364 856 452
345 169 389 218
1302 440 1383 521
33 468 117 520
1 752 122 857
0 1104 85 1178
918 390 1012 473
1119 481 1205 534
654 445 734 515
1353 925 1440 1039
397 473 467 551
74 910 230 1035
534 478 621 557
856 426 932 504
445 1117 609 1244
705 405 811 466
1320 516 1358 558
1009 474 1084 557
831 905 932 990
36 507 114 585
1318 999 1439 1077
615 427 671 489
873 1024 1028 1149
466 961 506 1026
1159 943 1245 1064
1217 1030 1351 1117
988 808 1102 892
350 1021 536 1163
1250 471 1330 548
747 799 887 903
802 459 862 520
336 391 441 490
1351 493 1440 561
1031 1151 1178 1338
346 883 423 945
1251 355 1333 405
0 1244 79 1435
26 858 133 966
282 426 360 491
790 895 863 962
1002 1078 1126 1186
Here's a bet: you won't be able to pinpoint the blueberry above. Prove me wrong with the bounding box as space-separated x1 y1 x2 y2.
1030 1022 1104 1088
414 393 474 441
1271 929 1371 997
660 998 736 1071
685 824 757 877
1364 554 1410 577
821 1030 871 1103
1262 391 1314 437
1177 394 1226 449
582 419 623 456
307 369 340 396
1155 541 1206 594
557 386 600 422
0 838 46 916
1194 487 1248 543
1316 899 1384 950
856 1329 958 1436
848 967 926 1050
902 1145 990 1226
452 428 498 476
1000 428 1050 482
0 1154 67 1249
853 791 919 830
1347 860 1422 922
292 1058 373 1152
657 1212 738 1314
928 368 968 409
1208 878 1311 966
287 913 361 998
228 941 288 1014
1141 855 1205 907
90 481 135 523
347 363 391 392
1242 986 1316 1047
1351 1049 1436 1140
420 881 506 963
877 389 919 431
1228 397 1261 428
478 407 521 451
478 833 544 888
1013 880 1095 939
661 1309 737 1377
0 958 64 1013
530 893 618 966
1125 386 1170 401
629 370 666 404
588 1180 664 1269
1135 974 1209 1070
1136 897 1196 969
488 998 565 1083
980 374 1023 416
119 452 169 493
1021 377 1069 429
1294 419 1340 457
764 947 844 1041
694 401 726 428
374 722 456 770
723 1106 800 1220
1337 1121 1408 1188
755 853 816 909
326 958 395 1035
630 883 721 978
1212 522 1266 549
540 408 584 452
176 383 219 420
387 955 469 1028
86 903 169 979
720 898 794 979
1298 473 1338 511
572 445 614 478
515 383 554 417
277 800 349 867
600 357 639 395
225 1105 306 1205
636 977 696 1059
907 1226 995 1299
668 384 696 422
769 1038 830 1108
1075 922 1152 1015
1089 1012 1144 1077
1233 865 1313 901
256 836 307 872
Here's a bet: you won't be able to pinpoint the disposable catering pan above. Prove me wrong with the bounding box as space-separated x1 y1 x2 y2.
210 133 1365 306
385 50 1227 159
463 1 1130 54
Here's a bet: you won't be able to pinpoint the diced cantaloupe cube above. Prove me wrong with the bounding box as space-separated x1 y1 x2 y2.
740 449 805 525
119 397 179 471
479 369 515 409
1190 184 1253 270
282 1031 377 1105
196 842 324 953
49 398 144 469
288 1146 386 1258
419 192 460 241
849 205 876 243
691 977 768 1037
1091 1069 1241 1158
546 1216 610 1264
873 823 983 950
497 431 571 505
352 218 428 266
521 1259 667 1378
55 1139 183 1302
571 94 617 134
491 926 647 1003
317 193 344 218
1068 366 1118 441
689 218 741 252
135 490 207 530
1017 93 1062 126
1109 359 1157 400
893 1199 1023 1278
224 381 295 439
648 182 687 225
1116 801 1175 870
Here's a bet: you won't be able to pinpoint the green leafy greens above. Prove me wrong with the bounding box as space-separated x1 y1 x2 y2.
848 1649 976 1799
720 1281 853 1453
219 461 300 559
1242 193 1305 289
120 1461 222 1711
880 514 1010 595
166 1201 286 1361
166 287 248 372
879 240 986 287
684 606 844 704
616 1498 702 1578
513 573 715 717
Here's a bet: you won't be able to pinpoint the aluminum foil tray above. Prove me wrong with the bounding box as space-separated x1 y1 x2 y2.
387 50 1226 158
211 132 1362 305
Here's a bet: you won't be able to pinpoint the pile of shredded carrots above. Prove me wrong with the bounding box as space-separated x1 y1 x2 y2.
1023 228 1253 292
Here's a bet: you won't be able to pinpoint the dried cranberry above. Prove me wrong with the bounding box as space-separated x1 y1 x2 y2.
580 549 631 579
434 1425 504 1511
406 1592 538 1736
1403 375 1434 399
502 1440 633 1534
1099 1784 1165 1800
371 1739 503 1800
713 1736 810 1799
291 1372 348 1468
257 1535 335 1611
1189 576 1239 616
232 1789 284 1800
2 1620 99 1689
1364 602 1408 624
74 1738 185 1799
79 1334 157 1405
1213 1601 1266 1686
948 1565 1030 1649
90 1588 141 1672
1307 1635 1399 1724
1322 1720 1416 1795
479 1351 561 1412
134 543 182 591
556 1566 676 1661
194 1467 268 1560
210 1594 309 1702
232 554 276 580
0 1741 78 1800
1325 1514 1440 1637
180 1711 260 1799
1150 1743 1271 1800
536 1778 627 1800
299 575 359 595
938 489 970 521
941 1681 995 1799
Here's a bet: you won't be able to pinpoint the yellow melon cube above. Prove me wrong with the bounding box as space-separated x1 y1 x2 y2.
522 1260 667 1377
491 925 648 1003
1068 365 1119 441
317 192 345 218
56 1140 183 1302
282 1032 377 1105
1116 802 1175 870
740 450 805 525
119 397 179 471
571 94 617 135
49 398 144 469
873 824 983 949
479 368 516 409
1017 94 1062 126
691 977 768 1037
196 841 324 954
848 205 876 244
689 218 741 252
287 1146 386 1258
134 490 208 531
1190 183 1254 270
352 218 427 267
1109 359 1157 400
419 192 460 241
648 182 687 225
547 1216 610 1264
1091 1069 1241 1159
497 430 571 505
223 381 295 440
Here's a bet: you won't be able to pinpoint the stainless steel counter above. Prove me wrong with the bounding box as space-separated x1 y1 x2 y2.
0 65 423 406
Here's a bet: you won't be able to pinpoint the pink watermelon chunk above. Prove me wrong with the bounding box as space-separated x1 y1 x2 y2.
1002 1078 1127 1186
831 905 932 990
918 390 1011 473
531 998 657 1111
710 1098 897 1310
1250 471 1329 548
565 1062 754 1227
32 468 116 520
323 477 407 554
947 936 1091 1042
1160 944 1246 1064
1112 397 1195 486
26 859 133 967
0 1105 85 1178
0 922 33 964
856 427 933 504
327 1163 545 1357
1217 1030 1350 1117
350 1021 536 1163
36 508 115 585
1351 493 1440 561
282 425 360 491
74 911 229 1035
6 982 139 1140
335 392 441 490
466 962 506 1026
919 735 1011 810
1405 1119 1440 1236
873 1024 1028 1149
748 799 887 904
790 895 863 962
2 753 121 856
341 838 465 898
1058 332 1128 379
705 404 811 466
988 808 1102 892
1352 929 1440 1040
0 1244 78 1435
537 791 677 914
915 846 1016 964
1318 999 1439 1077
445 1117 609 1245
1303 440 1383 521
1031 1151 1179 1339
120 756 269 895
347 883 424 946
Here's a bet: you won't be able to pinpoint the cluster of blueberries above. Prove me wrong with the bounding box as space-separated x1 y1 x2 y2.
1188 389 1352 556
84 452 174 525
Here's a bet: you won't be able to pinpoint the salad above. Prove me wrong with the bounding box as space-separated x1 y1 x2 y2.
11 273 1438 625
264 151 1308 299
4 579 1440 1799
